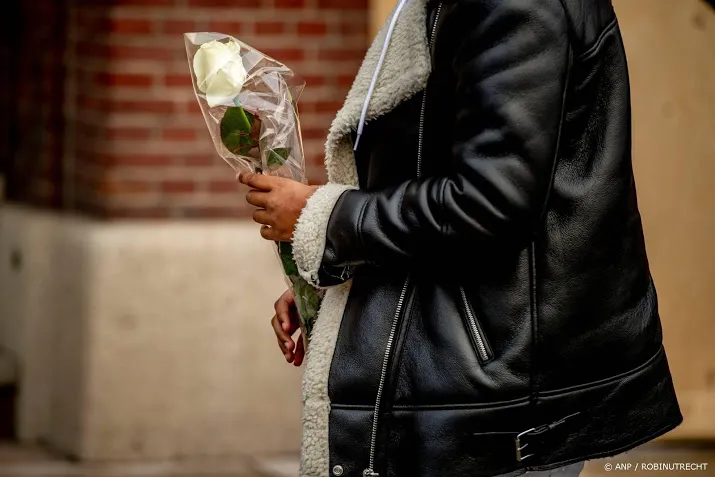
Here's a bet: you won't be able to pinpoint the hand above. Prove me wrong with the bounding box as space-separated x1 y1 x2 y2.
271 288 305 366
238 172 318 242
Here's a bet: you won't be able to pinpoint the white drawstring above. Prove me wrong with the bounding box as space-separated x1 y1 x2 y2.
354 0 411 152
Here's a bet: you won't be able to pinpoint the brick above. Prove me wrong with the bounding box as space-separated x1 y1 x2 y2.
340 21 367 36
108 45 175 61
76 42 174 61
185 100 204 115
301 128 328 139
309 153 326 166
208 180 239 193
207 21 244 34
316 100 344 113
165 74 192 88
318 0 366 9
302 75 326 86
255 21 285 35
94 179 152 194
108 100 176 114
106 127 153 140
162 128 198 141
262 48 304 62
275 0 304 8
301 100 343 113
95 72 153 87
97 154 175 166
161 180 196 193
16 0 369 219
106 18 154 35
183 155 216 167
337 74 355 87
76 97 172 114
297 21 327 36
188 0 260 7
163 20 197 34
318 48 365 61
112 0 173 5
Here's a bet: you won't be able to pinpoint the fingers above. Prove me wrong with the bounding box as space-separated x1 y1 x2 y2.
272 314 294 360
246 190 269 208
238 172 278 191
294 334 305 367
274 290 298 361
275 289 295 320
252 209 272 226
272 309 293 348
260 225 281 241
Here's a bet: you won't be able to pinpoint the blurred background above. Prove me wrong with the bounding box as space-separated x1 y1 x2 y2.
0 0 713 475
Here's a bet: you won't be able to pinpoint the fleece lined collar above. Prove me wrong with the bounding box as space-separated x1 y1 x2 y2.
323 0 431 186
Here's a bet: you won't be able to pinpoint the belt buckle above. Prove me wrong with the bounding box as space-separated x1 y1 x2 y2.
515 427 536 462
514 411 582 462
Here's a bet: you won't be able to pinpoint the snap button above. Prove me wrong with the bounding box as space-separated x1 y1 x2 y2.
333 464 344 476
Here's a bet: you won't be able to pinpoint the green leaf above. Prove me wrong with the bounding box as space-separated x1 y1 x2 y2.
278 242 299 277
267 147 291 168
221 107 252 136
221 107 258 155
292 277 322 339
274 241 322 339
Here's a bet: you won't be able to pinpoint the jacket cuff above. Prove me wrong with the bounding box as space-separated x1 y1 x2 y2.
292 183 356 287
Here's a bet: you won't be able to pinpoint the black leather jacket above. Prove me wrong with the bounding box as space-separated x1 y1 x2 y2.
314 0 682 475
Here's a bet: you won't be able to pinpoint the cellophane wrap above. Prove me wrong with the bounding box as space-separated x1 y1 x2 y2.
185 32 324 347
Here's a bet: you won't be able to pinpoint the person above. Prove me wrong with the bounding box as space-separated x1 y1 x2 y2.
238 0 682 475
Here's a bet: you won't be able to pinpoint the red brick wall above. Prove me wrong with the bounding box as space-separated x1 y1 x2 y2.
8 0 367 218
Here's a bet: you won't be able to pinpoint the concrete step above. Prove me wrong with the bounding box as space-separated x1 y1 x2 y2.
0 442 286 477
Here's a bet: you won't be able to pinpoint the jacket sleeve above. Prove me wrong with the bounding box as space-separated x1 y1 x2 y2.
293 0 571 286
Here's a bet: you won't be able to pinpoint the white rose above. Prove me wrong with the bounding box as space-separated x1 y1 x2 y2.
193 40 248 108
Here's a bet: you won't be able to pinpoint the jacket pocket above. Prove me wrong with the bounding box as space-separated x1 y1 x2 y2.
458 286 493 363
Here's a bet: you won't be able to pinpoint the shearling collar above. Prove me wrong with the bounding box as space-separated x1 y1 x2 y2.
323 0 431 187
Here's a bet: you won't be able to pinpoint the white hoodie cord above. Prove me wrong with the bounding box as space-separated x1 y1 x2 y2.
354 0 411 152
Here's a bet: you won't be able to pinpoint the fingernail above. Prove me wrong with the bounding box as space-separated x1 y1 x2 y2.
285 341 293 349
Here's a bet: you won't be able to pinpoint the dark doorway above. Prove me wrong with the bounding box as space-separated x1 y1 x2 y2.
0 0 68 208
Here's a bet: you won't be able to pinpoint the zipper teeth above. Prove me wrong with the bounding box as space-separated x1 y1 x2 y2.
416 2 442 178
364 6 443 476
459 287 489 362
366 278 410 473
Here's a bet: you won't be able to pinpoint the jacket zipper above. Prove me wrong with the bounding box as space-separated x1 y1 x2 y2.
459 286 493 362
363 4 442 476
417 1 442 177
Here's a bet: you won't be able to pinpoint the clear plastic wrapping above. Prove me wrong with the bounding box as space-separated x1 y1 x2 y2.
185 32 323 347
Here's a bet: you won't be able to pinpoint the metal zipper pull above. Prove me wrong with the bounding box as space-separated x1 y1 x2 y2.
363 470 380 477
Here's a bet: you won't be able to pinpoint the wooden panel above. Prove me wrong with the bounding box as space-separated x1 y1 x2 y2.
614 0 715 439
369 0 395 37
